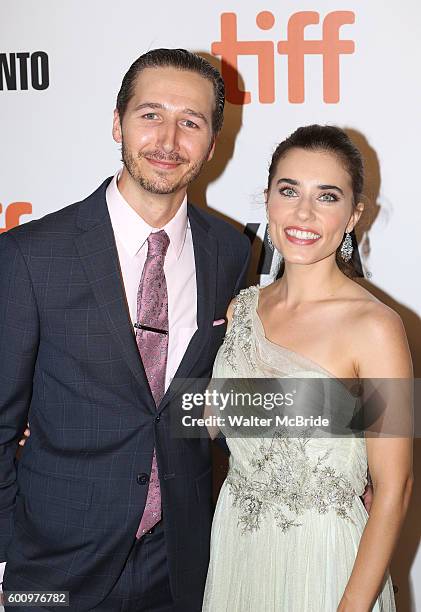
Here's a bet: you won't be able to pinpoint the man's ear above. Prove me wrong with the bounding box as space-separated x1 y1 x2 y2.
346 202 364 233
112 109 122 144
206 135 217 162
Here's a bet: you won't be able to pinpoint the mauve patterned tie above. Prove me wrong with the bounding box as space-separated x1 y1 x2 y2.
135 230 170 538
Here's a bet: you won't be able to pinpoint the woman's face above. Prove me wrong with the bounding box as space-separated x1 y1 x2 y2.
266 147 363 267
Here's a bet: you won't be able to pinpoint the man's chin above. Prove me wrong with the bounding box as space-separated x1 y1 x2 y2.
123 155 205 196
137 177 184 195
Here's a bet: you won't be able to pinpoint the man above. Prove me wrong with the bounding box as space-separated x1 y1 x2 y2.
0 49 250 611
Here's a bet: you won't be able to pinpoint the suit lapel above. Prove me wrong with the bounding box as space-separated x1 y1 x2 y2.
74 179 156 413
158 204 218 412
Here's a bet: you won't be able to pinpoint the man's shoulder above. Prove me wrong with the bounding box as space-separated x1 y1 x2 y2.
5 178 111 245
187 203 249 250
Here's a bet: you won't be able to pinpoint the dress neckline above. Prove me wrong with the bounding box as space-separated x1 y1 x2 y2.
251 285 351 384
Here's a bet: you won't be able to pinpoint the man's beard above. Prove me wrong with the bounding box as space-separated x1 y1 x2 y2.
121 141 212 195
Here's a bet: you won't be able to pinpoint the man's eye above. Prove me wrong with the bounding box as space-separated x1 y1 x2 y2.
143 113 158 120
279 187 297 197
183 120 199 129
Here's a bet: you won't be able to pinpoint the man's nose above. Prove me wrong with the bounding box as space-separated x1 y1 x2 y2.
156 120 179 154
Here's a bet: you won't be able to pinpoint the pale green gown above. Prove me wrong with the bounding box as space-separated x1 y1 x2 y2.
202 286 396 612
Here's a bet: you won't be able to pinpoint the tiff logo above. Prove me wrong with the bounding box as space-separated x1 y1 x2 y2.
212 11 355 104
0 202 32 233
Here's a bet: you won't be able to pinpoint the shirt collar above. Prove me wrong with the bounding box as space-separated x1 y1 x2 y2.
106 170 188 259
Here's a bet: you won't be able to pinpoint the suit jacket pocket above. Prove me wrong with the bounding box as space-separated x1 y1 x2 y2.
18 464 94 510
208 320 228 354
12 464 95 562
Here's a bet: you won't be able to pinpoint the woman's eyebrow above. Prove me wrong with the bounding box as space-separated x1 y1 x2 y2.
276 178 299 186
276 178 345 197
318 184 344 196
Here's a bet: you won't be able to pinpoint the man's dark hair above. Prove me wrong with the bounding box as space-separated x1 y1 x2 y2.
116 48 225 135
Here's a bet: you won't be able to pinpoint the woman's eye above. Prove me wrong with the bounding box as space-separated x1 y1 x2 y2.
279 187 297 197
319 192 338 202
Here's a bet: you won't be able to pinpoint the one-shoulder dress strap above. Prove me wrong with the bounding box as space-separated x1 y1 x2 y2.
230 285 259 329
221 286 259 372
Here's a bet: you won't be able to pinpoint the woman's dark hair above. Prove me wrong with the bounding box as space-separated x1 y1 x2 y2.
116 48 225 136
268 124 365 278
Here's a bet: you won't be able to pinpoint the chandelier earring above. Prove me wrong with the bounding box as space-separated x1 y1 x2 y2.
265 208 274 251
340 232 353 262
267 228 274 251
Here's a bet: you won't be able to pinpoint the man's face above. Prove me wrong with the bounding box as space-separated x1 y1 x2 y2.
113 66 216 196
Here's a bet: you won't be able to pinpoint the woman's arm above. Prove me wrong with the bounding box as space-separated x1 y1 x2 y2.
338 305 413 612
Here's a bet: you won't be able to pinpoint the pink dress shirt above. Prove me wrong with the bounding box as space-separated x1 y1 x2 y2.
106 171 197 391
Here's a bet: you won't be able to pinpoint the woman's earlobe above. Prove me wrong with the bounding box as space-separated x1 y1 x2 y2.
346 202 365 233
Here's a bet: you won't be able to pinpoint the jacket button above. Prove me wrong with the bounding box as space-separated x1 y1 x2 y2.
155 414 161 422
137 473 149 485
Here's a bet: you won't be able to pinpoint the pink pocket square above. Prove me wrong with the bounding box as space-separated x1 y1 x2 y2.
213 318 226 326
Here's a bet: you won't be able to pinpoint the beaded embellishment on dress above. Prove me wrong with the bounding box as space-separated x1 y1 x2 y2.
227 430 356 534
222 287 257 371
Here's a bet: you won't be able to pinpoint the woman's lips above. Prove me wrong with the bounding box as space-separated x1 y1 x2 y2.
284 227 321 246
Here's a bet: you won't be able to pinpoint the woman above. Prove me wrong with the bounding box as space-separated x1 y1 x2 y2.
202 125 413 611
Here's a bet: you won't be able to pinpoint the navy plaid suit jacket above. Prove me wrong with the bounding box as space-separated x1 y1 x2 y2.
0 178 250 610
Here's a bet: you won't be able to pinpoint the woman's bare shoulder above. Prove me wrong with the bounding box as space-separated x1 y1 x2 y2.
344 283 411 377
345 281 403 329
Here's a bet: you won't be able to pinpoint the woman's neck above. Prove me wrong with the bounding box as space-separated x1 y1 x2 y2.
275 258 348 308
